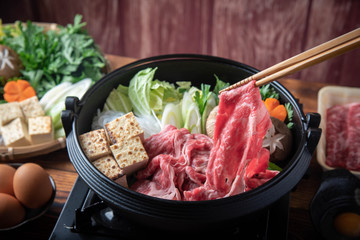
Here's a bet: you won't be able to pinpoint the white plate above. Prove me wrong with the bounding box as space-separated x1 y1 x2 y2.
316 86 360 178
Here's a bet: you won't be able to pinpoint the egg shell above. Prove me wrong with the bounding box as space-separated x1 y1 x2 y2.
13 163 53 209
0 164 16 196
0 193 25 228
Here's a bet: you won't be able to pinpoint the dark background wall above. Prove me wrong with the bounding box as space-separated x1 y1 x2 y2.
1 0 359 87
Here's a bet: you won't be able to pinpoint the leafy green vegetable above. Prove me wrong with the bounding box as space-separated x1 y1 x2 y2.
0 15 106 98
268 162 283 171
128 67 156 116
285 102 294 129
150 79 178 115
259 84 279 100
201 93 216 134
104 84 132 113
193 84 211 115
213 74 229 104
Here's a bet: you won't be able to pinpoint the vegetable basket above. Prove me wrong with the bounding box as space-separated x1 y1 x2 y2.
0 21 111 161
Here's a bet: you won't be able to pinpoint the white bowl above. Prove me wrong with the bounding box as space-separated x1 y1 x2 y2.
317 86 360 178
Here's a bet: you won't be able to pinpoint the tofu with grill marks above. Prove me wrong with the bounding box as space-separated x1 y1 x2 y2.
79 129 111 161
110 136 149 175
104 112 144 144
92 155 128 187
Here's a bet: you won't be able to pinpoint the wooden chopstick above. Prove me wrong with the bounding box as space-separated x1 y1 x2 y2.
220 28 360 93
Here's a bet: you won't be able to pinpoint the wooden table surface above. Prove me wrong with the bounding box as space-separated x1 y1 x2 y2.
0 55 330 240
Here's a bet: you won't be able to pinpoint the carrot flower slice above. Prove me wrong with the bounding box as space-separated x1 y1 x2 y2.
3 80 36 102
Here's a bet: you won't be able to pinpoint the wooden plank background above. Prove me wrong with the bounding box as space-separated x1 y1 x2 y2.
1 0 359 87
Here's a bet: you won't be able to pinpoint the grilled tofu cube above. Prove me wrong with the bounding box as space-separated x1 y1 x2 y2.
19 96 45 120
0 102 24 126
79 129 111 161
110 136 149 175
2 118 31 146
104 112 144 144
28 116 53 144
92 155 128 187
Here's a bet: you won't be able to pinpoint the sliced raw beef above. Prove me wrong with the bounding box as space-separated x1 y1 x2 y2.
132 81 277 200
184 80 273 200
131 125 213 200
346 103 360 170
325 105 350 168
326 102 360 171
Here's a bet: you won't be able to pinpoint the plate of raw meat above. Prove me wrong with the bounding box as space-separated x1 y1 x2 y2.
317 86 360 177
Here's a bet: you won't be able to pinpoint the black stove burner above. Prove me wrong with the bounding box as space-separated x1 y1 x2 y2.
50 177 289 240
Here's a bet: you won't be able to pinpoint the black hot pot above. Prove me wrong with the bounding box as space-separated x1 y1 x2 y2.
61 54 321 232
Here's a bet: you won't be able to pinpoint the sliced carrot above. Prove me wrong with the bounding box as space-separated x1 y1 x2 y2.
17 80 31 91
3 81 18 94
264 98 280 112
3 93 19 102
270 104 287 122
3 80 36 102
18 86 36 101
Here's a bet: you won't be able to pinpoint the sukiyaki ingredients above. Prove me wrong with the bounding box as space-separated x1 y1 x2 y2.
39 82 72 113
99 68 226 135
205 105 218 138
128 67 179 117
19 96 45 119
80 113 150 185
0 95 54 146
260 84 294 129
0 45 22 81
334 212 360 238
183 101 202 134
132 81 278 200
110 136 149 175
2 118 30 147
263 117 293 162
92 110 161 139
103 84 132 113
3 80 36 102
92 155 128 187
186 80 273 200
161 102 183 129
193 84 217 133
104 112 144 144
213 75 230 104
0 102 24 126
131 125 213 200
28 116 53 144
326 102 360 171
0 15 106 99
264 98 287 122
79 129 111 161
46 78 92 137
259 84 279 100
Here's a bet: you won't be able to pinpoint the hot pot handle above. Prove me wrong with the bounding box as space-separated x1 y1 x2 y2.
305 112 322 154
61 96 80 137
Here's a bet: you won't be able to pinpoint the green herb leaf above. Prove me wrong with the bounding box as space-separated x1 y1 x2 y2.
259 84 279 100
194 84 211 115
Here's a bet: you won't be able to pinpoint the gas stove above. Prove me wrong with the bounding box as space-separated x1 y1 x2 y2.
49 177 290 239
